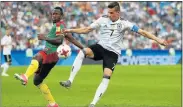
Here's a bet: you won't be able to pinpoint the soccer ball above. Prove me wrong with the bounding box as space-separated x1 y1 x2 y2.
57 44 71 58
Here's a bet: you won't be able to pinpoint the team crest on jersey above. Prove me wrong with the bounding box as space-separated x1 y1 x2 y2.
117 23 122 32
56 27 61 32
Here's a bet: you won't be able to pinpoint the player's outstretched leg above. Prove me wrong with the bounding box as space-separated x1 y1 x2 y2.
14 73 28 85
60 50 85 88
33 63 59 107
14 59 39 85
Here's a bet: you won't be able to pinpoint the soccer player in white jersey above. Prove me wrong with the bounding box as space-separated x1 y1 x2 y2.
1 27 13 76
60 2 168 107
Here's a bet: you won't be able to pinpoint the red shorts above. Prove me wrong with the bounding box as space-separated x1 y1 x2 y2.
39 50 59 64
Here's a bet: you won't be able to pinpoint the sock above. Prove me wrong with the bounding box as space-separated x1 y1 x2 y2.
38 83 56 104
68 51 85 83
24 60 39 79
91 78 110 105
2 63 9 74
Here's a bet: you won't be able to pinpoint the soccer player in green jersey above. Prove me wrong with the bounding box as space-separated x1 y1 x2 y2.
14 7 84 107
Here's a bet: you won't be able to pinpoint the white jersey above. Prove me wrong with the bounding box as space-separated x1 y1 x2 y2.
1 35 13 55
90 15 136 55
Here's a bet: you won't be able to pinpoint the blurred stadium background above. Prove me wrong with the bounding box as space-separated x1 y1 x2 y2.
1 1 182 107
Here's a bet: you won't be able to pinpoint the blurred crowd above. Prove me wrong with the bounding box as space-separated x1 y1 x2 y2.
1 1 182 50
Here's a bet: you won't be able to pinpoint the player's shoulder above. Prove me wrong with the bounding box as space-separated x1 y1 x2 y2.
60 20 65 24
56 20 66 27
119 17 128 21
119 17 132 24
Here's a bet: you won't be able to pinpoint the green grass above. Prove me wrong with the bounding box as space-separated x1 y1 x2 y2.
1 65 181 107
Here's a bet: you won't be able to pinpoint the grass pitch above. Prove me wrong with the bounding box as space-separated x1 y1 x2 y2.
1 65 181 107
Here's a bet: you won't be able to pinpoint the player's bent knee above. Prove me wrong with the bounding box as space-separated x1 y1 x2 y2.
104 68 113 75
33 75 43 86
84 48 94 58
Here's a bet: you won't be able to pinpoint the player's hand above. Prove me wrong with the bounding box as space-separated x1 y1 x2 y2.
38 34 46 40
157 39 169 46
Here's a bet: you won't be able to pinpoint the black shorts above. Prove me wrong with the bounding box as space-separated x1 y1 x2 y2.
35 62 57 80
4 55 12 63
89 44 118 71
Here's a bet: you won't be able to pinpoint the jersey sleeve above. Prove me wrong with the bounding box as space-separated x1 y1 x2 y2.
123 20 139 33
90 17 103 29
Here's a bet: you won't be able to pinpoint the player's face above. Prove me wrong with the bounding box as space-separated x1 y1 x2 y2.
52 10 61 23
108 8 120 22
6 28 12 36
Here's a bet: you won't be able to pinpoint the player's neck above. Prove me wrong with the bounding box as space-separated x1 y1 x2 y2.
112 17 120 22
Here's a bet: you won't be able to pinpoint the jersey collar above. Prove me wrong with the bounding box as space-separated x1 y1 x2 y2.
110 17 121 24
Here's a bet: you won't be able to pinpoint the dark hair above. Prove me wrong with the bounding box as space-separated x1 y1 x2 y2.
54 7 63 16
108 2 120 11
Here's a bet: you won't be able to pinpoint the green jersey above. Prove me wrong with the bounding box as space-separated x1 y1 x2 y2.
45 21 65 54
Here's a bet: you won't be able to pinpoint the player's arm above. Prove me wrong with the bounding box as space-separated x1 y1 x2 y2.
38 34 64 46
64 26 94 34
64 33 84 49
124 20 168 46
137 29 168 46
64 17 102 34
1 37 6 47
